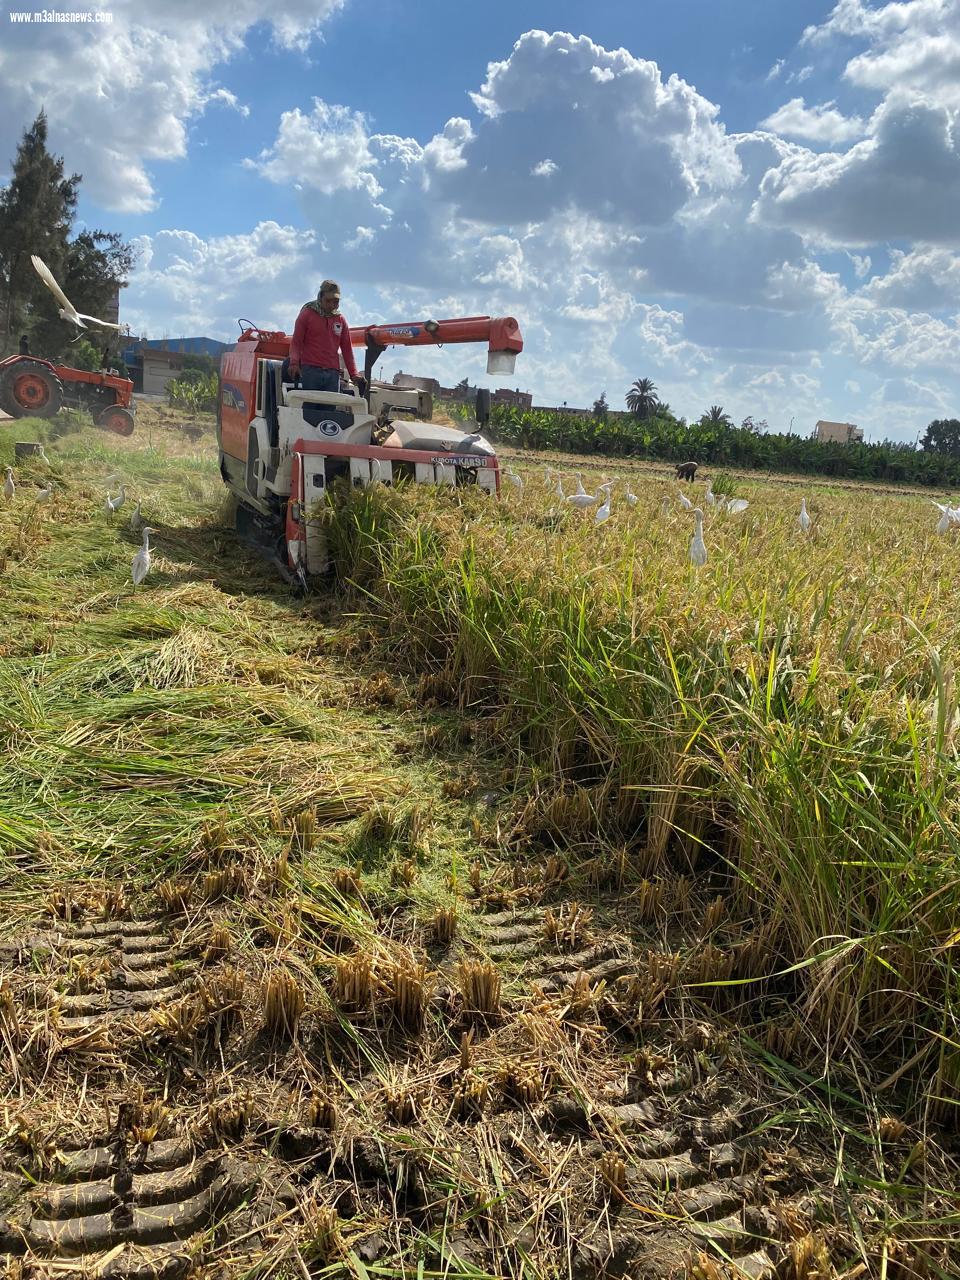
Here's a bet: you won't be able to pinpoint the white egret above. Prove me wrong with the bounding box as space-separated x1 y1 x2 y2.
933 501 960 533
131 527 156 587
799 498 811 534
105 484 127 515
31 255 123 331
505 468 523 490
3 467 14 500
661 494 672 516
554 476 566 500
594 483 613 525
678 492 694 511
35 482 54 504
129 499 144 533
725 498 749 515
567 474 598 509
624 486 638 506
704 485 717 508
689 507 707 567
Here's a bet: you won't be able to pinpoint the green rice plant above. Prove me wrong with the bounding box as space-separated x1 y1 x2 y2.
321 477 960 1118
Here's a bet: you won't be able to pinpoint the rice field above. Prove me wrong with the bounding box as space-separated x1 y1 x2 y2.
1 408 958 1279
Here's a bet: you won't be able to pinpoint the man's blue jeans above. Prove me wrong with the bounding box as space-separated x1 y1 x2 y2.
300 366 341 393
300 366 341 426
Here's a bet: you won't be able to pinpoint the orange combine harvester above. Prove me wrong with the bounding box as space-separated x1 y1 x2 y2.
217 314 523 583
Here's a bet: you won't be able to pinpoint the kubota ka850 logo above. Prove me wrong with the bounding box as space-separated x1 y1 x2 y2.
318 420 342 436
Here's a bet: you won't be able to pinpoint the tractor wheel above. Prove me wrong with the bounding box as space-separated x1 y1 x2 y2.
97 405 135 437
0 360 63 419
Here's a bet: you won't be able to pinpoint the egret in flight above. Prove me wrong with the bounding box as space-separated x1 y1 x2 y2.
31 255 123 331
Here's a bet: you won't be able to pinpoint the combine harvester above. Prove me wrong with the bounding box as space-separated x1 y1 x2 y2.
217 315 523 583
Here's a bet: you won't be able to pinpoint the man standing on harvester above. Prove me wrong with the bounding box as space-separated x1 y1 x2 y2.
288 280 364 395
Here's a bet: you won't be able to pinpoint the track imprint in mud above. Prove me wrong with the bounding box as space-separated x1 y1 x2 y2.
1 1130 254 1278
5 918 192 1033
474 897 786 1277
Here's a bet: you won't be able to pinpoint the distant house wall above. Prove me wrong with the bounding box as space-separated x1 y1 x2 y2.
492 388 533 409
815 419 863 444
142 350 188 396
124 336 231 396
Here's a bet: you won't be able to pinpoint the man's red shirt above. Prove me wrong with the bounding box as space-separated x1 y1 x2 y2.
289 307 359 379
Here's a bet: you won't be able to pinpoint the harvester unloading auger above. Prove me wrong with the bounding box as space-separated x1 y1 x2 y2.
217 314 523 582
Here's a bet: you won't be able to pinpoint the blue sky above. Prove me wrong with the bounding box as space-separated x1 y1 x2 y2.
2 0 959 440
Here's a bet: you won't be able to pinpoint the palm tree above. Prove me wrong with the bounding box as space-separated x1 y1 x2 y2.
625 377 658 420
703 404 732 426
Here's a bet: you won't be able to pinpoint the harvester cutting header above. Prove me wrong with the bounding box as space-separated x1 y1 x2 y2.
217 311 523 583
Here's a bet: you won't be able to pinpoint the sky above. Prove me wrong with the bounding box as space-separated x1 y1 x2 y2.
1 0 959 442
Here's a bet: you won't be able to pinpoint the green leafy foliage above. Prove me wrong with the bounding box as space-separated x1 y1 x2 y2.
920 418 960 457
68 338 103 372
167 370 218 414
473 403 960 486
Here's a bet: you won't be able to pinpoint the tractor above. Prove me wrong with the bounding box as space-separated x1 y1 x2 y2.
218 314 523 582
0 353 136 436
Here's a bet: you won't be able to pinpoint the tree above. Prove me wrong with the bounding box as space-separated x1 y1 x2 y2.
0 111 79 345
920 419 960 457
69 338 102 372
0 112 136 359
32 229 137 358
182 353 216 376
592 390 609 421
625 377 658 420
703 404 732 426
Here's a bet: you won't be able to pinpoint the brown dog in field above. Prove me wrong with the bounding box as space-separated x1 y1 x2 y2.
675 461 698 481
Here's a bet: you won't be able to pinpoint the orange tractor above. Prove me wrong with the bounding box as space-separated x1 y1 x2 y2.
218 314 523 582
0 354 136 435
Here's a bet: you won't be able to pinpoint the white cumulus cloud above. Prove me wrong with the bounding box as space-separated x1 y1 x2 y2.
0 0 345 212
760 97 865 144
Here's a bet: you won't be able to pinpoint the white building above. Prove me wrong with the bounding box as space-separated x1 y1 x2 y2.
814 419 863 445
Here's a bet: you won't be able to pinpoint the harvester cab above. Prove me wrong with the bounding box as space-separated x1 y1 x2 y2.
217 315 522 582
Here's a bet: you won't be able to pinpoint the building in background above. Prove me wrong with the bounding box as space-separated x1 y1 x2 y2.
492 387 533 409
393 371 532 409
122 336 231 395
393 370 440 396
814 419 864 444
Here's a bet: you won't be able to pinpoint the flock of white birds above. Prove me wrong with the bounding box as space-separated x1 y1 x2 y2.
2 459 154 586
500 463 960 567
500 464 767 568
